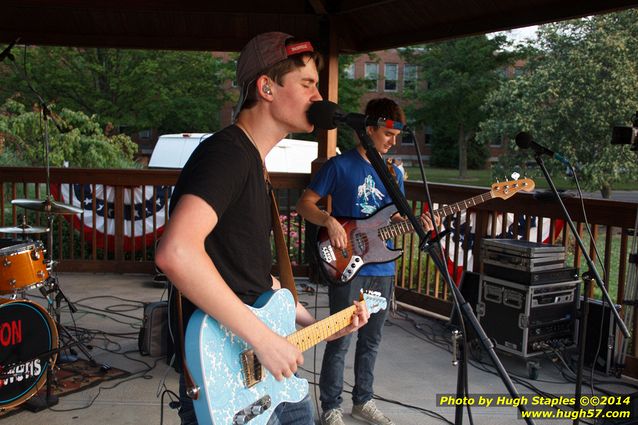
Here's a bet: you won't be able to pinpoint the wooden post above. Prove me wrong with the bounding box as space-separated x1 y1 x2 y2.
314 16 339 175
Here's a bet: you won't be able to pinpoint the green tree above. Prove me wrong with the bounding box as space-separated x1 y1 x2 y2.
0 98 138 168
335 55 368 151
402 35 513 176
1 47 234 135
478 10 638 196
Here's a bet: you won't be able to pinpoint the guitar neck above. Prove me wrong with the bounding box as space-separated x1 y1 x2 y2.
377 191 494 240
287 303 360 352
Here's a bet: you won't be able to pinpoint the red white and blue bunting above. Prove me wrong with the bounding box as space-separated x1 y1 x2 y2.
52 184 171 251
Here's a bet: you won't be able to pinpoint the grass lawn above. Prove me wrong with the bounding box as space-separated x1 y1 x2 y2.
406 167 638 191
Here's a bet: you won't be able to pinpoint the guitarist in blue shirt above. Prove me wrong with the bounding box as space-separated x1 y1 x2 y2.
296 98 436 425
156 32 370 425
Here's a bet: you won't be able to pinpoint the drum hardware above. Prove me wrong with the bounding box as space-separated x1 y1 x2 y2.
0 224 50 235
11 198 82 215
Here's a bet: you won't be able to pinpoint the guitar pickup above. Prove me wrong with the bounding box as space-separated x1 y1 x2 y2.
341 256 363 282
240 349 264 388
320 245 336 263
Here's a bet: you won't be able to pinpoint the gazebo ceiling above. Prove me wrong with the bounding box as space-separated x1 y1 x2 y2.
1 1 637 53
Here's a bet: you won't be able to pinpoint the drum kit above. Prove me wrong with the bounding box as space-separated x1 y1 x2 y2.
0 196 90 412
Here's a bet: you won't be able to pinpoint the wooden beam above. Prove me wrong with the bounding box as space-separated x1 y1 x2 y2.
314 15 339 172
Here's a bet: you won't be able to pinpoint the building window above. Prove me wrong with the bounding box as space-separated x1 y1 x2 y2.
343 63 355 79
403 64 418 91
490 134 504 147
514 67 524 78
401 131 415 145
231 60 238 87
138 129 151 140
364 62 379 91
384 63 398 92
424 126 433 145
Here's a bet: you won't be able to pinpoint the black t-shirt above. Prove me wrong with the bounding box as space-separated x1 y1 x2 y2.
167 125 273 367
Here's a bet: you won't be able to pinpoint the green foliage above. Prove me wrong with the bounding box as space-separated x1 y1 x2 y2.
429 129 489 169
0 98 139 168
478 10 638 195
336 55 368 151
401 35 514 176
0 47 235 135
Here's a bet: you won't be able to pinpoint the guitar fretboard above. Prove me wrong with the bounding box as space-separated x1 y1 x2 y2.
287 303 362 352
377 192 494 240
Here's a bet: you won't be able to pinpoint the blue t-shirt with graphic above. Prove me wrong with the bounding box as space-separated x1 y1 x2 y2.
308 148 404 276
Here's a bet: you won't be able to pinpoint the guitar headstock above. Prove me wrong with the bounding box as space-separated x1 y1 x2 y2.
361 290 387 314
490 178 535 200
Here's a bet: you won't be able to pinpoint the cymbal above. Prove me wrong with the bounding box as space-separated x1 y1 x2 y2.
0 224 50 234
11 198 83 215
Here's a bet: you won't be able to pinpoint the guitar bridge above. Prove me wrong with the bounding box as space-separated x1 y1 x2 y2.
240 349 264 388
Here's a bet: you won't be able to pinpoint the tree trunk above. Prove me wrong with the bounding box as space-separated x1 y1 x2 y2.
600 181 612 199
458 124 468 179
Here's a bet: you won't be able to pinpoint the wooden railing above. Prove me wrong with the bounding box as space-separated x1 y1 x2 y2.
2 167 638 373
396 182 638 316
0 167 310 274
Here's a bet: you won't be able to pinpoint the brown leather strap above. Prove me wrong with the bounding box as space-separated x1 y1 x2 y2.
175 290 198 400
267 174 299 305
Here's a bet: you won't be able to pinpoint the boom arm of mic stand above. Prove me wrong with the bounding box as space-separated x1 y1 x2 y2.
351 125 536 425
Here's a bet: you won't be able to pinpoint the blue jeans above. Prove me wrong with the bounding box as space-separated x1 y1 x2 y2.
178 374 314 425
319 275 393 411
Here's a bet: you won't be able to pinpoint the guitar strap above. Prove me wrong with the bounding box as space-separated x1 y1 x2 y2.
266 172 299 305
175 289 199 399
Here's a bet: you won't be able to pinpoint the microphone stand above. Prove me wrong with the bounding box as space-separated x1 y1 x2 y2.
351 125 535 425
532 153 630 425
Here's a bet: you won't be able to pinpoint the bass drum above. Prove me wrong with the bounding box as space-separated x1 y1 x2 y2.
0 299 58 409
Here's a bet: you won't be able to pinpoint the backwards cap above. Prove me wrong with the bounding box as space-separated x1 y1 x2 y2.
233 32 314 120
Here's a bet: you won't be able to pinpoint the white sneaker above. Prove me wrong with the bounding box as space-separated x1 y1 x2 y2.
321 408 345 425
351 400 394 425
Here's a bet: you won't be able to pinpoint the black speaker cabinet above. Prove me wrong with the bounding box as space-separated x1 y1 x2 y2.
582 298 620 375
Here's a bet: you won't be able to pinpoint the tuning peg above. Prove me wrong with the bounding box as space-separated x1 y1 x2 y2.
511 172 520 180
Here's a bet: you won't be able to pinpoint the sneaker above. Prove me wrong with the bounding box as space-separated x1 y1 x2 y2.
321 408 345 425
351 400 394 425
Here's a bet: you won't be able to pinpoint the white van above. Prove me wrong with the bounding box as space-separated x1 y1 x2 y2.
148 133 318 172
148 133 213 169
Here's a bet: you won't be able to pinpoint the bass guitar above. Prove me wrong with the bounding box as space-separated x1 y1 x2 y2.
316 178 535 283
185 289 387 425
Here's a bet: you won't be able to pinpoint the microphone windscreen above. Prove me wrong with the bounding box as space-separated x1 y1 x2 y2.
307 100 341 130
515 132 533 149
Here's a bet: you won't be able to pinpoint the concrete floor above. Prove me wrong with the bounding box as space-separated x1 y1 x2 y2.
1 273 636 425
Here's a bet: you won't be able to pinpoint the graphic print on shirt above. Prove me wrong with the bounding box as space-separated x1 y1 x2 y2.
356 175 385 215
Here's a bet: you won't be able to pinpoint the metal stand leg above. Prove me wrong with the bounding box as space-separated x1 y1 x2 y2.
24 362 59 412
573 276 592 425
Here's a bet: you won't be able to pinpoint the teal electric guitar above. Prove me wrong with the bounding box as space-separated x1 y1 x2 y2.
185 289 387 425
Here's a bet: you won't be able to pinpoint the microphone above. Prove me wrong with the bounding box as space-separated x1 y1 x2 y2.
0 38 19 63
515 132 570 166
308 100 405 131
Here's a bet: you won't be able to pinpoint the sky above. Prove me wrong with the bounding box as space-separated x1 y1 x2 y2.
493 25 539 43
